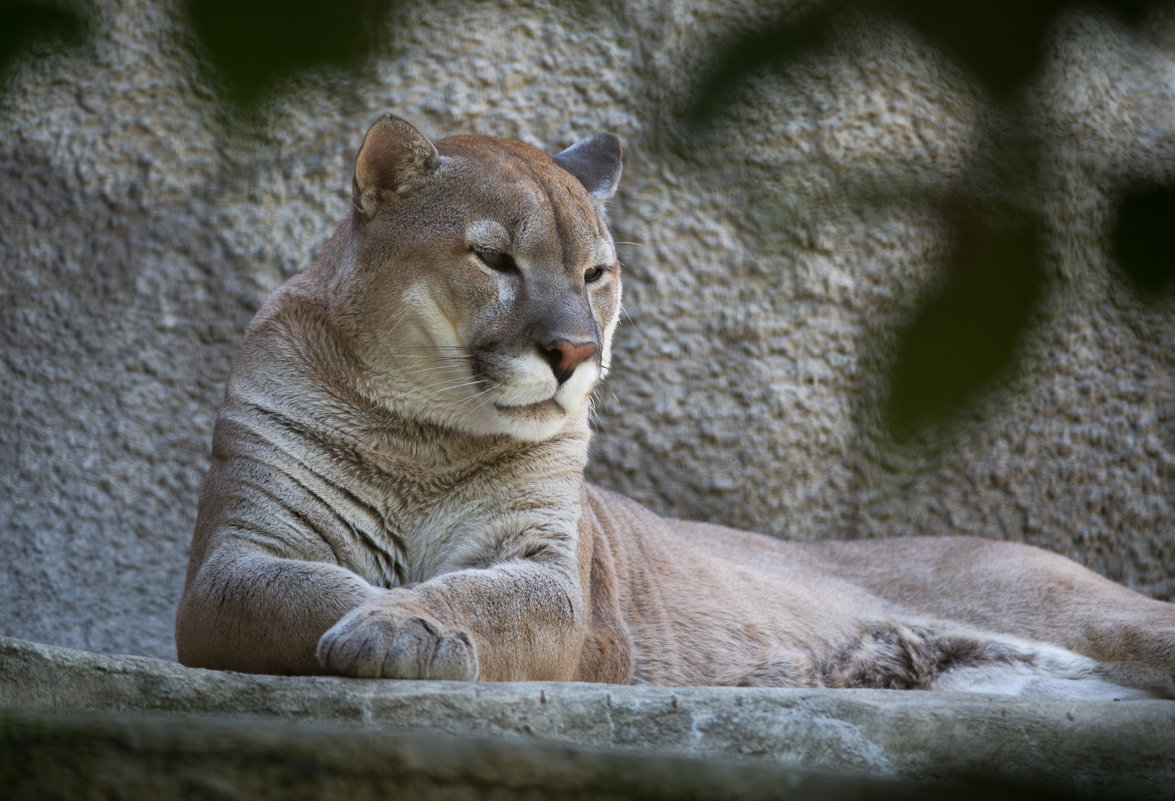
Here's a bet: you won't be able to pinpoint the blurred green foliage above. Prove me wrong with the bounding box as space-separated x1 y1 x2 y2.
689 1 1160 118
1 0 1170 447
181 0 618 105
883 210 1045 442
1113 185 1175 297
685 0 1171 444
0 1 87 78
182 0 396 106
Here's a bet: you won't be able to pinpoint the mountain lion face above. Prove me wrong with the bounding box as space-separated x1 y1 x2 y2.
338 117 623 442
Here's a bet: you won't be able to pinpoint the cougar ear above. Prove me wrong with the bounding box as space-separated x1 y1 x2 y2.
352 115 439 217
554 132 623 200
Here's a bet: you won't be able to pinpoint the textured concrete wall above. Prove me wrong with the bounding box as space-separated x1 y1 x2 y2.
1 0 1173 661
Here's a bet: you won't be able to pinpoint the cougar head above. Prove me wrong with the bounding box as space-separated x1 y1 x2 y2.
334 115 623 442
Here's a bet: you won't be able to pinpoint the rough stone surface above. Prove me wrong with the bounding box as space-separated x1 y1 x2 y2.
3 637 1175 799
1 0 1173 667
0 711 949 801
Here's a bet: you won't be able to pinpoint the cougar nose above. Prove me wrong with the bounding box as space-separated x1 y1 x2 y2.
542 339 597 384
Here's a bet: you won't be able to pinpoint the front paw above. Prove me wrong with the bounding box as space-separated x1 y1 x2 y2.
316 606 479 680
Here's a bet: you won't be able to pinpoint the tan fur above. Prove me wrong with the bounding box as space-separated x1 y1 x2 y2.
176 116 1175 698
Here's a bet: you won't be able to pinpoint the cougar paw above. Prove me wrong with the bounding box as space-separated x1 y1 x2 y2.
316 607 479 680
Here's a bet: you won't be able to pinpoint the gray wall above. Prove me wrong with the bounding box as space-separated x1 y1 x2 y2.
2 0 1173 661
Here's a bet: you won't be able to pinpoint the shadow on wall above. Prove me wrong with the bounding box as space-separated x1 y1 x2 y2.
4 0 1171 454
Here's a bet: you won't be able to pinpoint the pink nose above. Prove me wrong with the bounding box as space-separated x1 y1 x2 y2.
542 339 597 383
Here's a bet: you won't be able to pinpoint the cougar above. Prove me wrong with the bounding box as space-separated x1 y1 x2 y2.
176 115 1175 699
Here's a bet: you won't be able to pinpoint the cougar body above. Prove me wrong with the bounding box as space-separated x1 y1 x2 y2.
176 116 1175 698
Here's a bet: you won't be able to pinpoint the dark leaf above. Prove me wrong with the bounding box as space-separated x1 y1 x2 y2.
883 209 1044 441
0 1 87 78
881 0 1063 98
889 1 1163 97
684 5 839 128
1100 0 1166 26
1113 185 1175 297
683 0 1163 126
184 0 394 106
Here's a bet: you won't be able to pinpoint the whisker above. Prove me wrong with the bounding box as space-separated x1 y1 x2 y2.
465 384 498 399
426 377 488 394
394 364 467 375
447 385 499 414
394 362 465 374
380 311 411 341
388 352 466 359
465 389 500 412
588 398 610 434
379 380 485 407
592 377 621 410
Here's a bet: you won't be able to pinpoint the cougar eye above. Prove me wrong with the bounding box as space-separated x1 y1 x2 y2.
584 264 610 284
474 248 518 274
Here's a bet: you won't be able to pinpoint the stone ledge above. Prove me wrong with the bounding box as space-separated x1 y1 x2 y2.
2 636 1173 799
0 708 1125 801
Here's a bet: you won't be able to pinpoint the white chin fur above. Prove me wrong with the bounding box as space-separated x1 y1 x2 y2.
395 354 599 441
490 401 572 442
481 362 598 441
